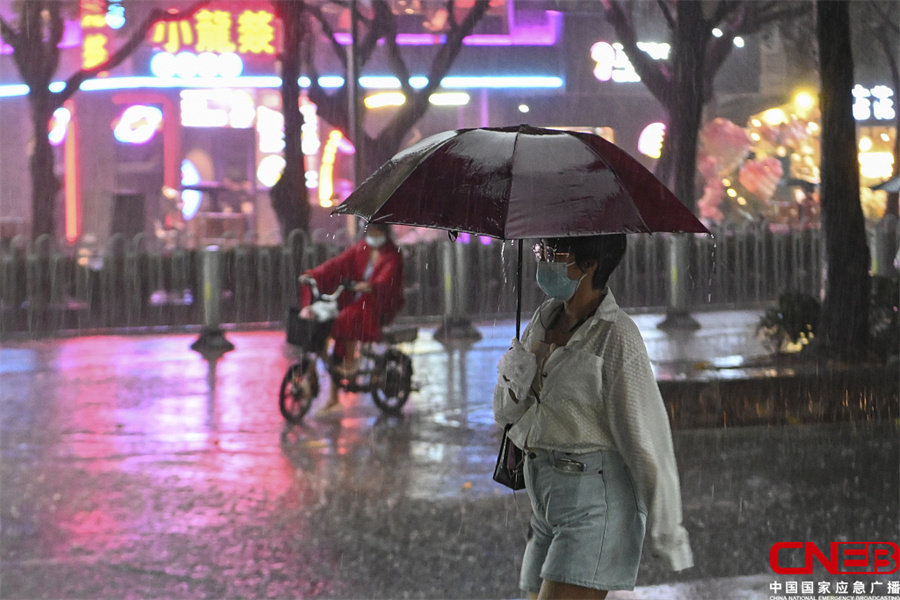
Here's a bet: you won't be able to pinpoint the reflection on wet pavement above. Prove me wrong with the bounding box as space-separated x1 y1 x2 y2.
2 322 897 599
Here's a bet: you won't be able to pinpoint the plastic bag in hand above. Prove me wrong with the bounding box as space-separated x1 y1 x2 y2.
497 338 537 402
308 299 338 322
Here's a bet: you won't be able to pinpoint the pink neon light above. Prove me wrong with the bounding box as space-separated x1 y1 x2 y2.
1 20 81 55
333 11 561 47
334 33 442 46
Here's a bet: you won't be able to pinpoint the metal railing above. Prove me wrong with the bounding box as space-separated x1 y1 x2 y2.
1 222 896 338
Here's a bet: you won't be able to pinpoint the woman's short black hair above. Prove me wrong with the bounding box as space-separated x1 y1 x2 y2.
544 234 627 290
366 222 392 238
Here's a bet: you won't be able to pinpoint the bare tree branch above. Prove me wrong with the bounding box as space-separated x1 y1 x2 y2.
358 0 390 67
55 1 209 106
602 0 670 101
868 0 900 35
705 4 746 80
380 0 489 147
381 10 413 95
447 0 458 29
48 2 65 50
307 3 348 71
703 35 735 101
736 2 809 36
710 0 742 27
0 14 17 46
655 0 675 30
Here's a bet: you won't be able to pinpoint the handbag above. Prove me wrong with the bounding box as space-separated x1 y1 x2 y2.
493 423 526 490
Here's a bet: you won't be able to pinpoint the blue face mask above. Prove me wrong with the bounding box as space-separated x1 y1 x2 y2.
536 261 582 301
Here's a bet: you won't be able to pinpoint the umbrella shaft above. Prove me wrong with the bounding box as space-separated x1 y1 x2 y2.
516 239 523 340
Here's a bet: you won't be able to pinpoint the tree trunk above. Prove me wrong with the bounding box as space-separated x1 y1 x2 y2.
815 0 870 360
270 0 310 239
29 90 60 239
883 37 900 217
662 2 707 210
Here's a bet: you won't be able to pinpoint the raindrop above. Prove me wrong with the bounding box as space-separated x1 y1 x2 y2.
500 239 510 285
706 234 718 305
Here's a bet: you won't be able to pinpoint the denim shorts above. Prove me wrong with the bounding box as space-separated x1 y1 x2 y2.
520 448 647 593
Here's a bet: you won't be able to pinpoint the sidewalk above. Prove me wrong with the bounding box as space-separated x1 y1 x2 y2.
1 309 897 600
455 308 771 377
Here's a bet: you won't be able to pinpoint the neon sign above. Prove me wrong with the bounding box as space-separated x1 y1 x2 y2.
80 0 110 69
181 160 203 219
590 41 671 84
180 89 255 128
318 131 343 206
256 155 285 189
150 51 244 79
853 85 896 122
49 107 72 146
105 0 125 30
112 105 163 145
638 122 666 159
150 7 276 56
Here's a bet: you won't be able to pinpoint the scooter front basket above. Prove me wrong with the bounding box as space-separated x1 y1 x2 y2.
287 308 332 351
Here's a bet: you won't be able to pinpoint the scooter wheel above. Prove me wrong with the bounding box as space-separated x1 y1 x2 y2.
279 359 318 423
371 349 412 414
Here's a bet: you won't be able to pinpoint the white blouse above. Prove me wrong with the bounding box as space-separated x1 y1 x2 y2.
493 290 694 572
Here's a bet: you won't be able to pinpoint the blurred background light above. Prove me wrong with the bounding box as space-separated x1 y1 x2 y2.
180 160 202 219
113 105 163 145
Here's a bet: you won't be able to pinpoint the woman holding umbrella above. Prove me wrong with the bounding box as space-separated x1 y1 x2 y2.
494 234 693 599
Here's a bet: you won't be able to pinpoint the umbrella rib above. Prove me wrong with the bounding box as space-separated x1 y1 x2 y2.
501 128 524 240
570 131 654 235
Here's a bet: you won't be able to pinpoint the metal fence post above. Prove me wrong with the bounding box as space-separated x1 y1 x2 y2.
191 245 234 353
434 239 482 342
871 215 898 277
658 233 700 330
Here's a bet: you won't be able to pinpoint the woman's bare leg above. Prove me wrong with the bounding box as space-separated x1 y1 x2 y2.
343 340 359 370
537 580 607 600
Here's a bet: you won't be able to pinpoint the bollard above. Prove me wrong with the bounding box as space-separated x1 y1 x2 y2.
191 245 235 353
434 239 482 342
871 215 898 277
657 233 701 331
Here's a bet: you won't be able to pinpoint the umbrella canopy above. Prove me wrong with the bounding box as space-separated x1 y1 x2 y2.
871 175 900 194
332 124 709 239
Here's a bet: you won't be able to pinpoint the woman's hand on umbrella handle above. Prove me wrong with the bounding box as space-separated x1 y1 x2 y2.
497 339 536 402
499 375 521 403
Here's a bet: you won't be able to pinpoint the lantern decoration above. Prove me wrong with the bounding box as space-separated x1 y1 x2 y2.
739 157 784 203
699 118 752 173
696 155 725 223
695 118 753 224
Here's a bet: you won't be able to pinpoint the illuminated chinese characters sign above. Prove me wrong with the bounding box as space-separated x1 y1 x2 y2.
80 0 111 69
590 41 670 84
150 6 277 58
146 6 279 78
853 85 896 122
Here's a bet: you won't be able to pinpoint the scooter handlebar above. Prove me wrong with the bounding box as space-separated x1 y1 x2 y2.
299 275 347 303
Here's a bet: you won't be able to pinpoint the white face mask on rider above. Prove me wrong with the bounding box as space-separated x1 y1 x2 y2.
365 234 386 248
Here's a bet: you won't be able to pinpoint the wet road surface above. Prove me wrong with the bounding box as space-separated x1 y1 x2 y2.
2 315 898 599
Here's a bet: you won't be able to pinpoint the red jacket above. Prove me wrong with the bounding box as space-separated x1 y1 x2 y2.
301 238 404 342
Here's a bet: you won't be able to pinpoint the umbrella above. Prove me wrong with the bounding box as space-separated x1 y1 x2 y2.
332 124 710 334
334 124 707 238
871 175 900 194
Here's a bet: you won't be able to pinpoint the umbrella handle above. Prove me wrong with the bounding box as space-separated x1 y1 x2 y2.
516 239 523 341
